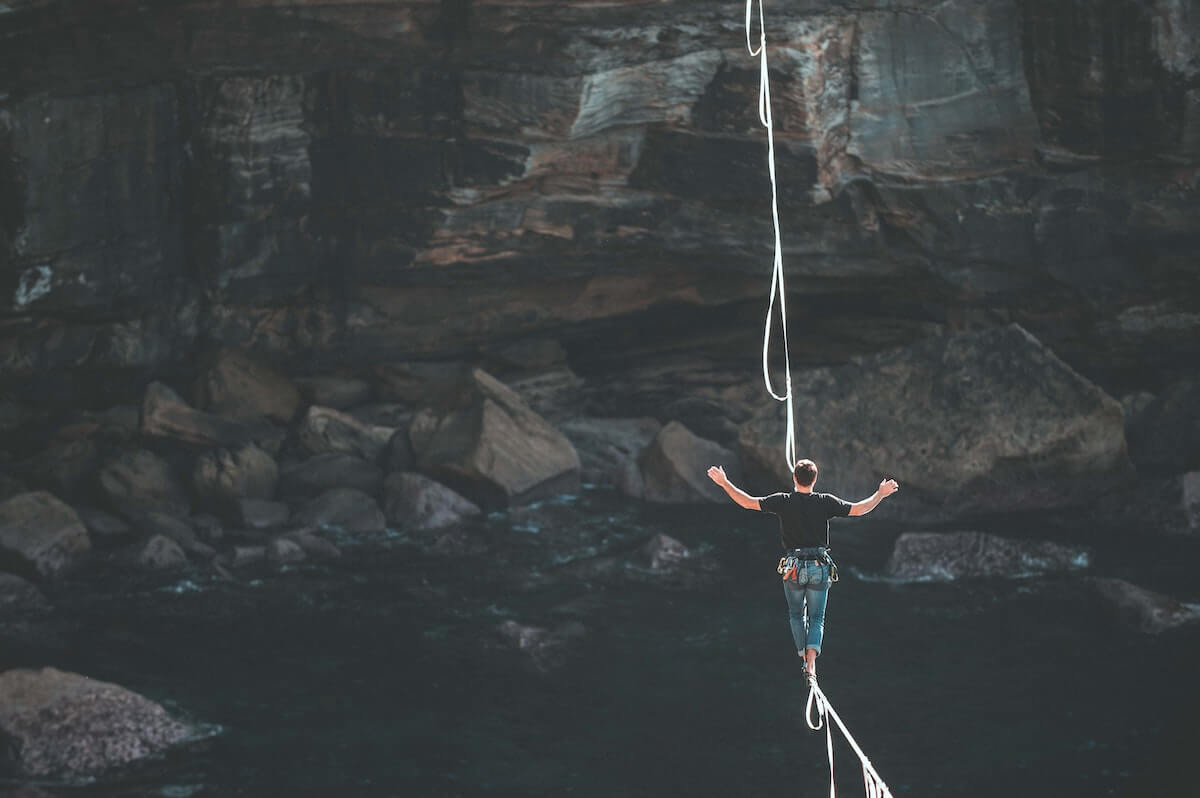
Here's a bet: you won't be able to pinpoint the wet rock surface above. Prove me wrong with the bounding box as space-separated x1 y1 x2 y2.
277 452 383 498
640 533 690 571
1184 473 1200 533
884 530 1091 582
141 382 286 454
193 348 301 425
495 619 587 672
383 472 482 534
0 573 50 616
410 369 581 510
136 534 188 571
740 326 1130 519
298 406 397 463
560 417 660 489
0 667 196 779
98 449 190 519
0 492 91 580
294 488 386 536
192 444 279 504
1089 578 1200 634
74 507 134 543
637 421 739 504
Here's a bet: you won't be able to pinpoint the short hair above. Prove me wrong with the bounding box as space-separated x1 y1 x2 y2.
793 459 818 487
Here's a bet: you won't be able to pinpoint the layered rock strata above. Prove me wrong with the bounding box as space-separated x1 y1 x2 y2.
0 0 1195 415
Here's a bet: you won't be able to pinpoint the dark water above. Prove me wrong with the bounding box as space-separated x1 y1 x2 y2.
4 489 1199 798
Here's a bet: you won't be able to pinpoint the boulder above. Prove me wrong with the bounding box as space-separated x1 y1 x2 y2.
22 437 99 497
194 347 301 424
74 506 134 542
90 404 142 443
661 395 746 449
1183 472 1200 533
97 448 190 518
374 361 468 404
277 453 383 498
223 545 267 569
1089 578 1200 634
1086 474 1195 536
228 499 290 531
347 403 413 429
294 375 371 410
884 531 1091 581
495 619 585 672
638 421 740 503
739 325 1129 519
282 529 342 560
190 514 225 545
409 368 580 509
640 533 690 570
560 417 661 488
265 537 306 566
0 492 91 579
294 488 386 535
192 444 279 504
142 382 286 453
383 472 482 532
385 428 415 473
0 667 195 779
133 512 199 553
0 573 51 617
1124 379 1200 473
298 406 397 463
502 367 587 423
422 526 488 557
136 535 188 570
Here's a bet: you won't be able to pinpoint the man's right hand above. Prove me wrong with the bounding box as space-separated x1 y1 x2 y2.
878 478 900 497
707 465 728 486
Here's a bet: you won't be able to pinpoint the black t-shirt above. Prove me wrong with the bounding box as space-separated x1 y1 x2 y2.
759 491 853 550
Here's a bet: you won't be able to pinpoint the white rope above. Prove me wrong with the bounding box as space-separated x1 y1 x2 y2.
745 6 894 795
805 675 895 798
745 0 797 472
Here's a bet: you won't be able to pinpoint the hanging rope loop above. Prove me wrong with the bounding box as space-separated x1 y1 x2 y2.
745 12 895 794
745 0 797 471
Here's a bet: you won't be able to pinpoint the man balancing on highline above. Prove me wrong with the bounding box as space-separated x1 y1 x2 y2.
707 460 899 679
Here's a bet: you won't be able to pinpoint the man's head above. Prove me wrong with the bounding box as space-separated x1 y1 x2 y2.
793 459 818 489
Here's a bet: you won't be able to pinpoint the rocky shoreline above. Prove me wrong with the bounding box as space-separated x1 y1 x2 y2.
0 0 1197 787
2 321 1198 780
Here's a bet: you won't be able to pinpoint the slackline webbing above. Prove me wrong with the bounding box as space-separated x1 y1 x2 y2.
805 675 894 798
746 3 895 796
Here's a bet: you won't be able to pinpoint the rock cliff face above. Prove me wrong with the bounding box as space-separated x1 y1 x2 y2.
0 1 1197 466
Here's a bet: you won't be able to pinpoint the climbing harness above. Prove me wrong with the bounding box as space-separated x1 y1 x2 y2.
777 548 839 583
746 3 894 796
745 0 797 473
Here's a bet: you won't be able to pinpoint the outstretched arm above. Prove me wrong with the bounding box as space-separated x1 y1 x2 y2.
706 465 762 511
848 478 900 516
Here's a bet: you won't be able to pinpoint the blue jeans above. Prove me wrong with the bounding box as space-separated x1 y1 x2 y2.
782 559 831 655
